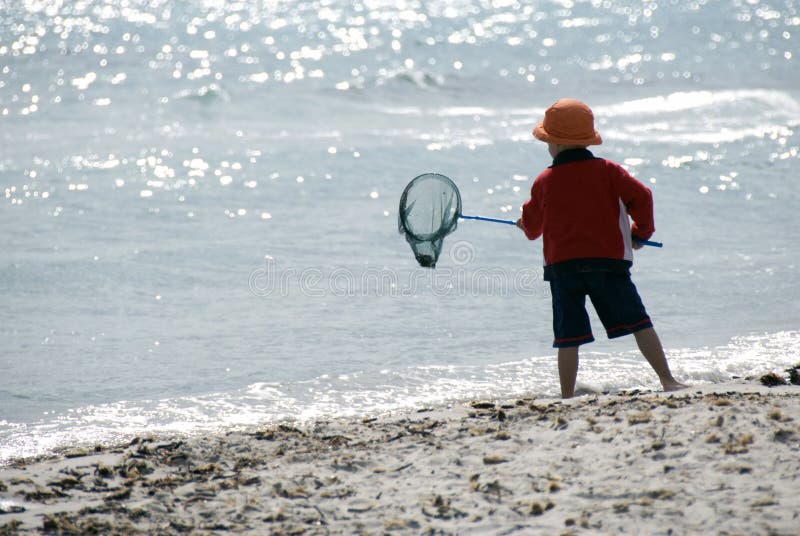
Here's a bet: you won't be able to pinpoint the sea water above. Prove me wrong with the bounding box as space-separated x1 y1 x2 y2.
1 0 798 463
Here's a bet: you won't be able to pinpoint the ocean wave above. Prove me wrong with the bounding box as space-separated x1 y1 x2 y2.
172 84 231 103
377 89 800 121
370 88 799 146
380 105 499 117
604 124 796 144
374 68 447 90
595 89 800 118
595 89 799 144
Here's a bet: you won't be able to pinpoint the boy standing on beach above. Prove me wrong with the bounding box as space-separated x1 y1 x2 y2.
517 98 687 398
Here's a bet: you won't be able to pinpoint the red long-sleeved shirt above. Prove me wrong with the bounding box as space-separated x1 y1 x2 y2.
520 149 654 279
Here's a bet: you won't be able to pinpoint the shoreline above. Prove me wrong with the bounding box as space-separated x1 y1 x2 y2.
1 380 799 534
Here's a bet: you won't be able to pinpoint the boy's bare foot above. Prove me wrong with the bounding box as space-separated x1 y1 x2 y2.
661 380 689 392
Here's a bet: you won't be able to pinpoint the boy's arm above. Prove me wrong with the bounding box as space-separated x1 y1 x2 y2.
612 164 655 240
518 181 544 240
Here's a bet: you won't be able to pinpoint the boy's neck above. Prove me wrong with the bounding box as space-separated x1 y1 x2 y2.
550 147 596 167
560 144 587 151
548 142 589 159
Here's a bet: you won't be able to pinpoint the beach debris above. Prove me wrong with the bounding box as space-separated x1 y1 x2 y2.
272 482 310 499
3 385 800 535
346 500 374 513
384 517 420 530
524 500 555 516
94 463 114 478
127 436 153 447
0 500 25 515
47 476 81 491
41 513 134 535
760 372 787 387
122 459 153 479
168 519 196 533
586 416 604 433
165 451 189 465
331 455 363 472
773 428 796 443
647 489 676 500
787 364 800 385
472 477 512 500
319 487 354 499
144 475 182 491
723 433 754 455
612 502 629 513
422 495 466 520
392 462 413 472
661 398 680 409
627 411 652 425
104 486 132 501
468 426 494 437
552 416 568 430
262 508 287 522
719 463 752 474
191 463 218 475
253 424 306 441
407 420 439 436
21 486 66 502
751 497 778 508
233 456 260 471
153 440 184 452
529 401 557 414
0 520 22 534
323 435 351 447
239 474 262 487
62 448 92 459
767 408 792 422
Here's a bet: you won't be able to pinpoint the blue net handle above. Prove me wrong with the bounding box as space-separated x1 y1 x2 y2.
459 214 663 247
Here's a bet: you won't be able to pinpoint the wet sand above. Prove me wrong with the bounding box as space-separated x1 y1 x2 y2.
1 380 799 535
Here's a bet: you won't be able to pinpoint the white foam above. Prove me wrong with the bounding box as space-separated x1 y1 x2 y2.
3 331 797 466
595 89 800 118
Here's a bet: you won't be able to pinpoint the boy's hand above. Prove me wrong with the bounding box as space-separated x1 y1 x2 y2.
632 235 644 250
515 218 524 230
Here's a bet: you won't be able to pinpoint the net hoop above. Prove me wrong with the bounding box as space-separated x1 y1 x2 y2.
398 172 462 242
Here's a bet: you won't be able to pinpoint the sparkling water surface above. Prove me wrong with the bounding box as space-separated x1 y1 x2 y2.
1 0 799 463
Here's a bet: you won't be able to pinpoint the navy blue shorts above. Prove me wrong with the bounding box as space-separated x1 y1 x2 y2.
549 272 652 348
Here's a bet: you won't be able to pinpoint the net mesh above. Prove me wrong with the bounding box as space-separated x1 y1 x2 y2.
398 173 462 268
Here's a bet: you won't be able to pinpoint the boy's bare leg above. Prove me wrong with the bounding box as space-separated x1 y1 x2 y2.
634 327 688 392
558 346 580 398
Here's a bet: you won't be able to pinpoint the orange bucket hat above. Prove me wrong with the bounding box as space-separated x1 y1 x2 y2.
533 98 602 146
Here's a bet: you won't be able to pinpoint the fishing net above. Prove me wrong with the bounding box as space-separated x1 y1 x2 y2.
398 173 462 268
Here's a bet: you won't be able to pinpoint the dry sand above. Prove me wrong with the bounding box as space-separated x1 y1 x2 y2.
1 380 799 535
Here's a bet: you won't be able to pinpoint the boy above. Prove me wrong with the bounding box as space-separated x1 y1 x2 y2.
517 98 687 398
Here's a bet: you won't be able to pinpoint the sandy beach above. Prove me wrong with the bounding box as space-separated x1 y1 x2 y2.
1 379 799 535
